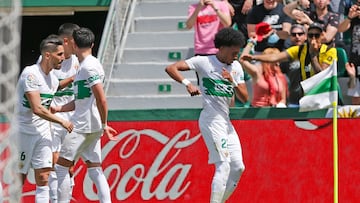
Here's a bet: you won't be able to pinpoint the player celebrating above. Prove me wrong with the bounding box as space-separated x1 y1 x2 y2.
48 23 80 203
51 27 117 203
14 35 73 203
165 27 248 203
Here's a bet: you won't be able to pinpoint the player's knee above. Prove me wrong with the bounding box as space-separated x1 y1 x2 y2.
36 171 50 186
69 165 75 177
231 159 245 175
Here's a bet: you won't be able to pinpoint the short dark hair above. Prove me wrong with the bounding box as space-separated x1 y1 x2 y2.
72 27 95 49
214 28 245 49
40 34 63 53
58 23 80 37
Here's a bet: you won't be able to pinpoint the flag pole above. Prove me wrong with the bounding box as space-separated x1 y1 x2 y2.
332 59 338 203
298 60 339 202
332 100 338 203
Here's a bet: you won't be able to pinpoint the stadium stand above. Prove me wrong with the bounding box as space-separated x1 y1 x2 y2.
105 0 202 110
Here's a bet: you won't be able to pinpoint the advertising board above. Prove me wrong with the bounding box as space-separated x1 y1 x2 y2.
1 108 359 202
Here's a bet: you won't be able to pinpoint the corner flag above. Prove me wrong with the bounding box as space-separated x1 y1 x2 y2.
299 62 338 112
299 61 340 203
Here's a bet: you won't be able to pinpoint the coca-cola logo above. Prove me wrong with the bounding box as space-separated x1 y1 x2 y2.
1 127 203 202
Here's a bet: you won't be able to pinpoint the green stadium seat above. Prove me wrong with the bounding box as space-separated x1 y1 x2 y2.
336 47 348 77
335 47 349 105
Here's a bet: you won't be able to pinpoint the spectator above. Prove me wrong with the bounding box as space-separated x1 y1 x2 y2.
226 0 255 39
241 23 337 104
283 0 340 45
324 0 346 48
345 62 360 105
329 0 345 14
246 0 292 53
186 0 231 56
240 40 288 107
281 0 297 4
280 24 307 107
338 1 360 105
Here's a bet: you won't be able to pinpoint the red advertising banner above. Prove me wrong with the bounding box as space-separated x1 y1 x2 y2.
1 118 360 202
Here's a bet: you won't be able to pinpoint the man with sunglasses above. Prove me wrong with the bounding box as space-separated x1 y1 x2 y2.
280 24 307 107
283 0 339 46
241 23 337 107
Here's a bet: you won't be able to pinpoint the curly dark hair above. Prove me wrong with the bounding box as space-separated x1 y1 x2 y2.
214 27 245 49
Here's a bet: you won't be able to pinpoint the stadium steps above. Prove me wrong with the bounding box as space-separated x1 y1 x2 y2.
121 47 194 63
107 0 201 110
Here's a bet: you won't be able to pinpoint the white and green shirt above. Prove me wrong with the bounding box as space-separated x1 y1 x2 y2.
15 64 59 134
185 55 245 120
52 54 79 121
72 55 104 133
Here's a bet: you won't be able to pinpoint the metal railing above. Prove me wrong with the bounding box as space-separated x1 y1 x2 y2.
97 0 137 94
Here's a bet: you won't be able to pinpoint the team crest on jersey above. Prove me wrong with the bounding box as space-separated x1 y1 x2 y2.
26 74 38 88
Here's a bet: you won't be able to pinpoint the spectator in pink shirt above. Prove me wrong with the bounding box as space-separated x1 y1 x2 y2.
186 0 232 56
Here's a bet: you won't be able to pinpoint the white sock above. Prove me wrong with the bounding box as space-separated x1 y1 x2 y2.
49 171 58 203
88 167 111 203
211 161 230 203
35 185 49 203
70 176 75 187
68 176 75 201
221 159 245 203
55 164 71 203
